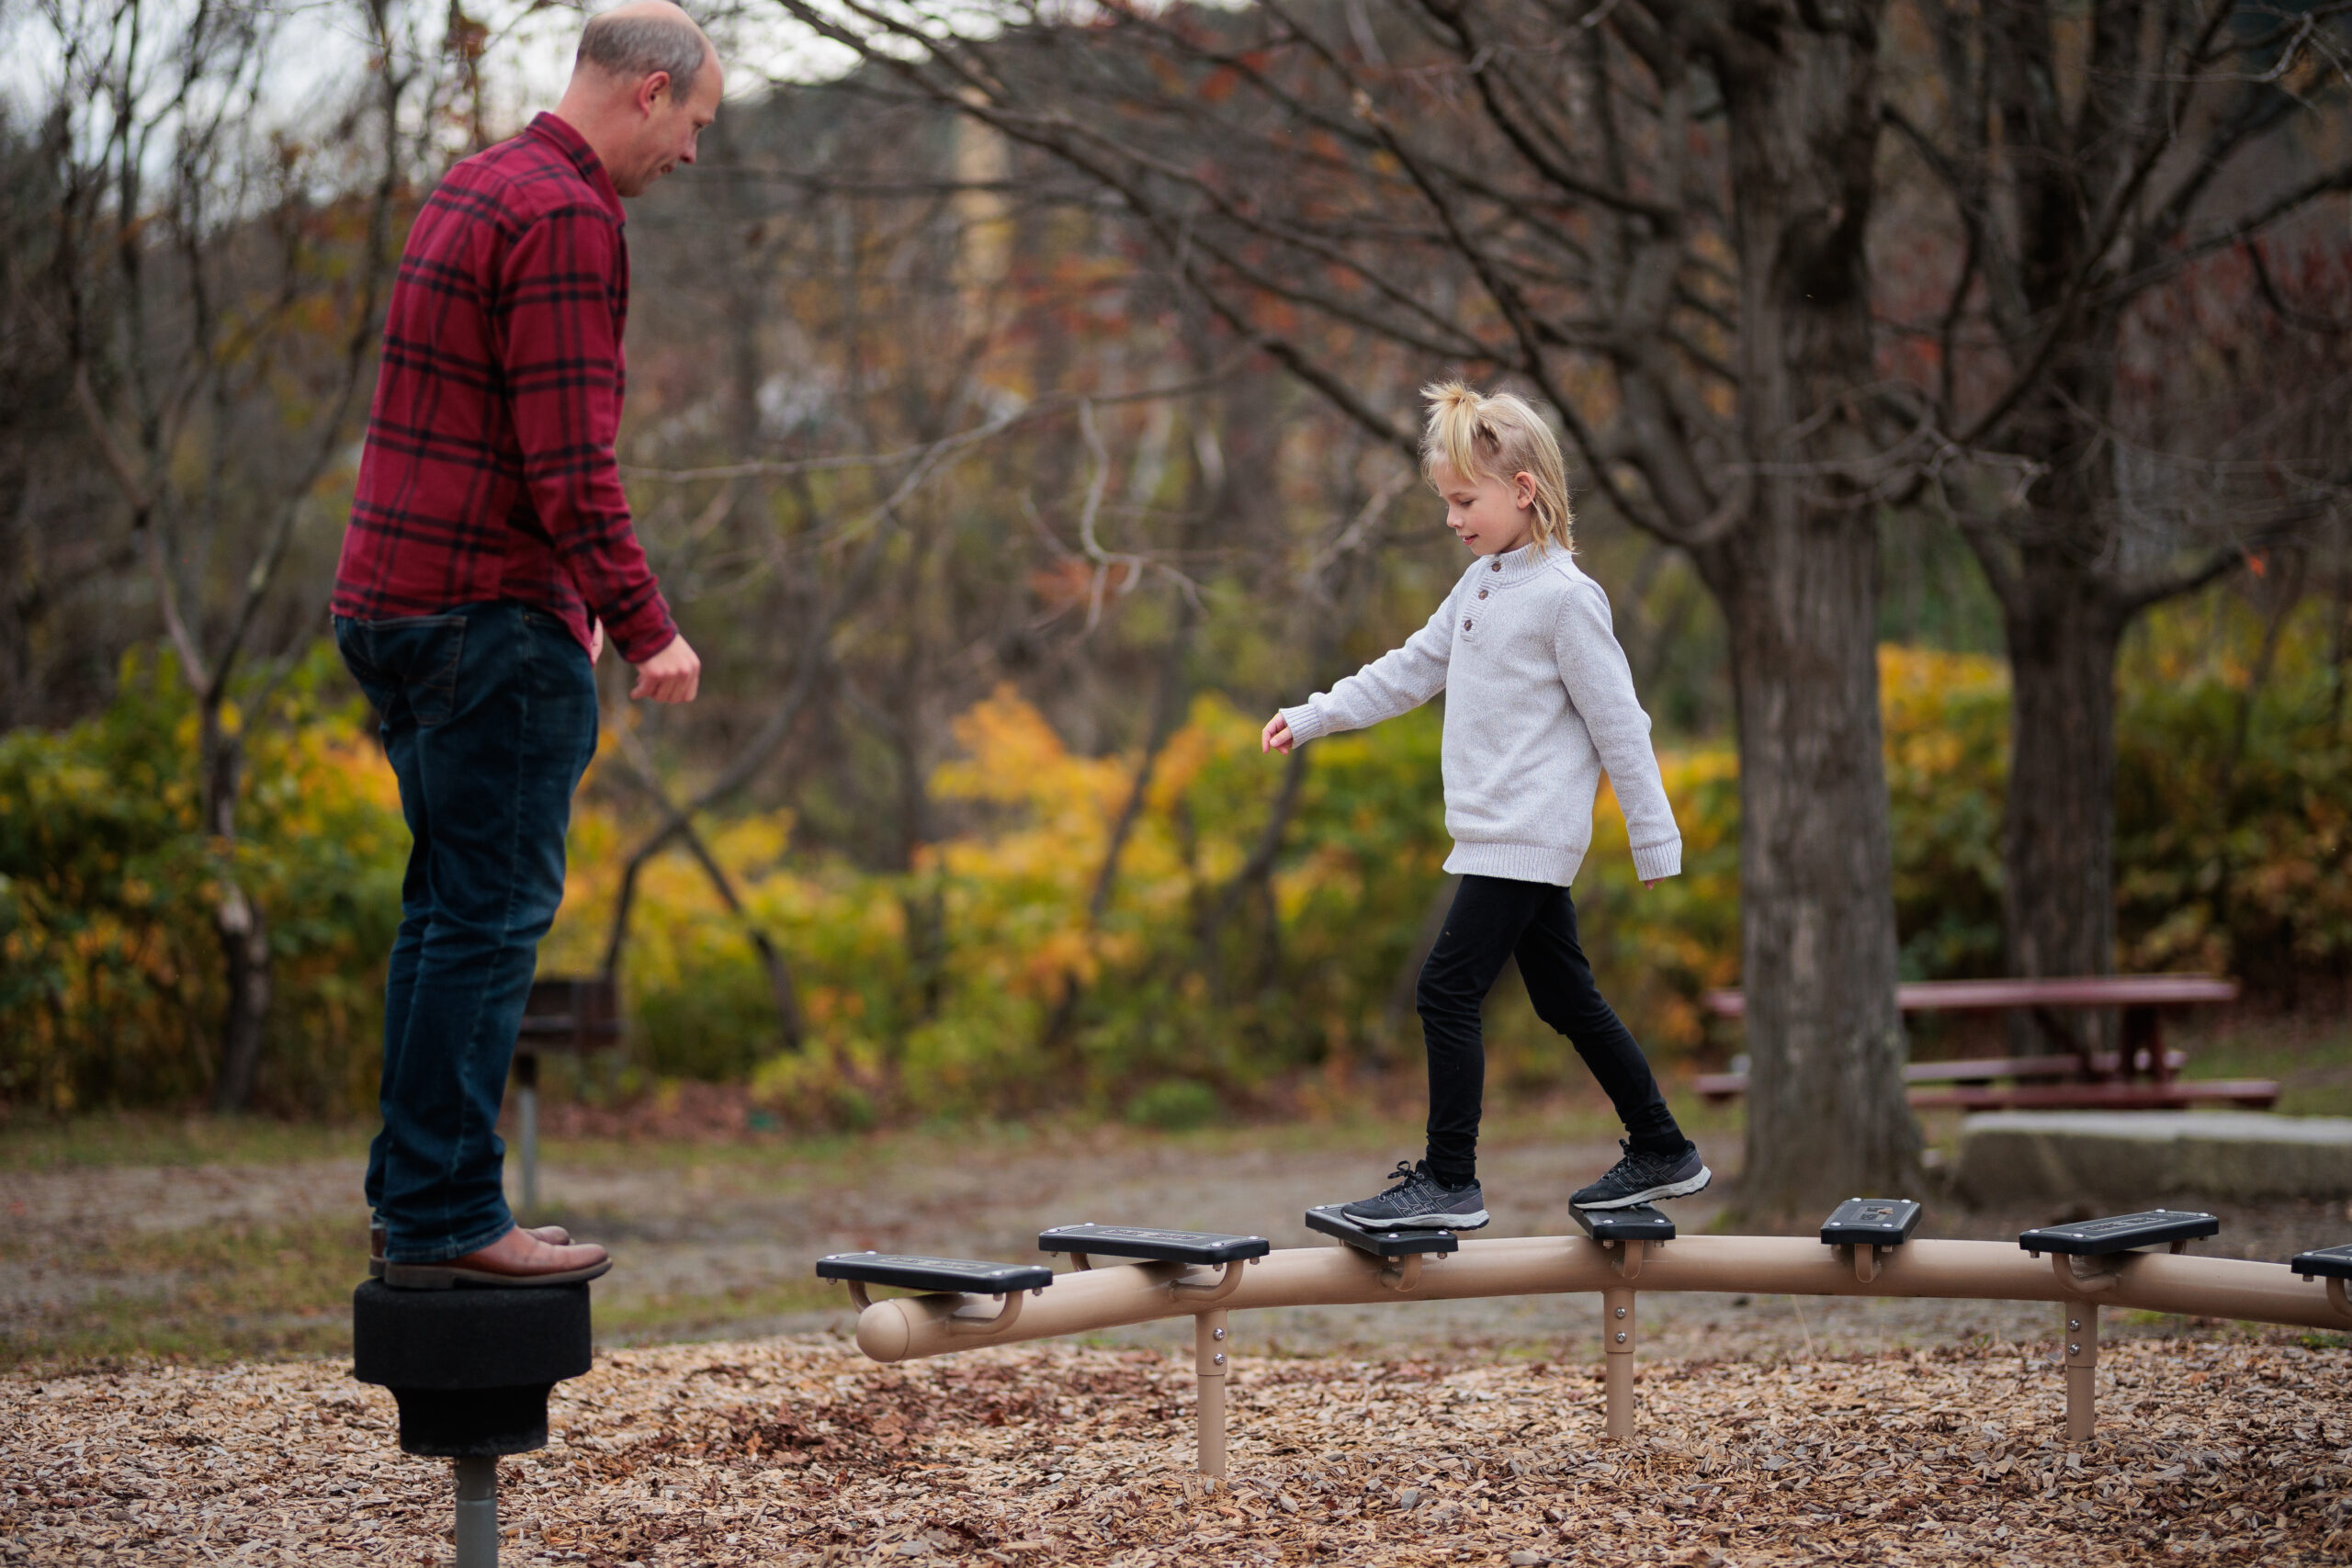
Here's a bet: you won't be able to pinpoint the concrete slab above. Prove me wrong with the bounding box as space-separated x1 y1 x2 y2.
1954 1111 2352 1206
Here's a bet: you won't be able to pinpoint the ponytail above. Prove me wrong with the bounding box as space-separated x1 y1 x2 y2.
1419 380 1575 554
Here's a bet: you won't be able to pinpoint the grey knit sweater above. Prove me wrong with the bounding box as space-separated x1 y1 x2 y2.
1279 545 1682 887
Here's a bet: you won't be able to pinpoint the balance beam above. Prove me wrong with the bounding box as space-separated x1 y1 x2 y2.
820 1207 2352 1479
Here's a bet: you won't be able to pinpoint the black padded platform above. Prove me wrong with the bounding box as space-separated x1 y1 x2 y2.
1305 1205 1459 1257
815 1252 1055 1294
1037 1223 1270 1265
1571 1203 1676 1243
2018 1209 2218 1257
1820 1198 1924 1247
352 1280 594 1457
2290 1245 2352 1281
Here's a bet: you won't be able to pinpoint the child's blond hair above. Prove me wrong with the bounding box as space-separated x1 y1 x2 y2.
1419 380 1574 553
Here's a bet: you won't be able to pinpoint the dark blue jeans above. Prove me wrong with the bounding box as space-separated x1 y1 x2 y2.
1418 874 1683 1188
334 603 598 1263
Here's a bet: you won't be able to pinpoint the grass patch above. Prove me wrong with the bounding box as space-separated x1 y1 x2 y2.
0 1213 366 1371
595 1277 848 1345
0 1112 370 1173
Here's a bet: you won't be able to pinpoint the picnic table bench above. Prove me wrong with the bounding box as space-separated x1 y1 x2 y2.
1696 974 2278 1111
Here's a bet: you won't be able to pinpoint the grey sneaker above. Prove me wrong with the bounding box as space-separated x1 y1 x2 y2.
1340 1160 1489 1231
1571 1141 1712 1210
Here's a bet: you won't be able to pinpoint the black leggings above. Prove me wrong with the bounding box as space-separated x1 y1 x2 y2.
1417 874 1683 1188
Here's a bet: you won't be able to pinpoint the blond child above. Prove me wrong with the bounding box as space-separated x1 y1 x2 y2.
1264 382 1704 1226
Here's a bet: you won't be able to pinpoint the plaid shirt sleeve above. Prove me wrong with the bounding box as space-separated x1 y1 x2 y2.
498 206 677 663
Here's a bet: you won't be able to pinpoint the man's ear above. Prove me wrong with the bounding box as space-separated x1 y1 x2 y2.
636 70 672 117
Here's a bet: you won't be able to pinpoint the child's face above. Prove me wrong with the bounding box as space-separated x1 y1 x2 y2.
1430 460 1538 557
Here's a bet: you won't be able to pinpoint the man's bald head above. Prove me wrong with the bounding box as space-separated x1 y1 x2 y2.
556 1 723 197
575 1 715 100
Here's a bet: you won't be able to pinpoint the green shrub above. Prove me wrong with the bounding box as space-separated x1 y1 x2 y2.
1124 1077 1220 1131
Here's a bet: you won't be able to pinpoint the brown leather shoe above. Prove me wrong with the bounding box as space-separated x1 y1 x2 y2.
369 1221 571 1279
380 1226 611 1290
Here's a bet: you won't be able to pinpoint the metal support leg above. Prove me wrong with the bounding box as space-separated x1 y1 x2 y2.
515 1052 540 1213
454 1455 498 1568
1603 1287 1635 1439
1194 1310 1228 1480
2064 1301 2098 1441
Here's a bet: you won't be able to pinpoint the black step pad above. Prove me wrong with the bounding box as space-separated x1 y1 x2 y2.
2290 1245 2352 1281
1820 1198 1924 1247
815 1253 1055 1295
353 1280 593 1391
1571 1203 1676 1243
2018 1209 2218 1257
1037 1223 1270 1265
1305 1204 1460 1258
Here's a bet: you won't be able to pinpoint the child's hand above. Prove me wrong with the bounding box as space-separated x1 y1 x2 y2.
1642 879 1657 890
1261 714 1295 754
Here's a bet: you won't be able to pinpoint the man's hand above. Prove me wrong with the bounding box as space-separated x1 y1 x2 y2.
1261 714 1295 754
629 634 701 703
588 620 605 665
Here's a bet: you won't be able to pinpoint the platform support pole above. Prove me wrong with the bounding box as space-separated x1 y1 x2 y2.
454 1455 498 1568
514 1053 540 1213
1602 1287 1636 1439
2063 1301 2098 1441
1193 1310 1228 1479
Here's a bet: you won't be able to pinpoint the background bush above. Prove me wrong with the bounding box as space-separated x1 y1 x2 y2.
5 603 2346 1122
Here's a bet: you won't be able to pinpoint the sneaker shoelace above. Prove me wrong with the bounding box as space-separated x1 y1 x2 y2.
1377 1159 1422 1196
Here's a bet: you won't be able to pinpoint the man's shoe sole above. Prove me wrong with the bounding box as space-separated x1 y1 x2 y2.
1572 1166 1713 1211
370 1224 572 1281
1341 1207 1490 1231
380 1258 613 1290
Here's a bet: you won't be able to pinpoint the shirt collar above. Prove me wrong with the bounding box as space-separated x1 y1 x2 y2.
1481 542 1551 585
527 113 626 220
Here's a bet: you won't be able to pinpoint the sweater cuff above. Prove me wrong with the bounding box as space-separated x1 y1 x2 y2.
1278 703 1333 746
1631 839 1682 882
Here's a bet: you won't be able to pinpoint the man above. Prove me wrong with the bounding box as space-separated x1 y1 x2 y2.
333 2 721 1287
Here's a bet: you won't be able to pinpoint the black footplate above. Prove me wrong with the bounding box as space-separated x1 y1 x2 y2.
2290 1245 2352 1281
2018 1209 2218 1258
815 1252 1055 1295
1305 1205 1460 1257
1571 1203 1676 1243
1037 1223 1270 1265
1820 1198 1924 1247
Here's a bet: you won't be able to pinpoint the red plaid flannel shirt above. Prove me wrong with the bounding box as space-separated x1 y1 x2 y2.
334 113 677 662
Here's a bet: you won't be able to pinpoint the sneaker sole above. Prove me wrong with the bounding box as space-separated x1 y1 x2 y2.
1573 1166 1713 1211
1341 1208 1490 1232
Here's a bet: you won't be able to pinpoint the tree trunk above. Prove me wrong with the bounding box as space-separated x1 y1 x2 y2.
210 882 272 1111
1702 7 1919 1215
201 706 271 1111
1996 558 2123 1054
1700 520 1916 1217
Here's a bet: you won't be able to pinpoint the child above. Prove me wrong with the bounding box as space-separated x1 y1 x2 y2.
1263 382 1704 1227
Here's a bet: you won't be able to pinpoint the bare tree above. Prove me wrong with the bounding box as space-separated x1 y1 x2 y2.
42 0 437 1108
767 0 1923 1211
1887 0 2352 1046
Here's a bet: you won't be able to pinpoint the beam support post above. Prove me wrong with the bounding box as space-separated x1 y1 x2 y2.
1194 1309 1228 1479
2063 1300 2098 1441
1602 1287 1636 1439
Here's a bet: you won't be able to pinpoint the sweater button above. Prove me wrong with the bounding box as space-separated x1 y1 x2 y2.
1463 618 1474 630
1489 559 1502 571
1477 589 1488 599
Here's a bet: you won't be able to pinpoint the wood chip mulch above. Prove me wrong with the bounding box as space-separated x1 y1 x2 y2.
5 1332 2349 1565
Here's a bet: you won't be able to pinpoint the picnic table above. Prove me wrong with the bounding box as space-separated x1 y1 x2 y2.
1695 974 2278 1111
